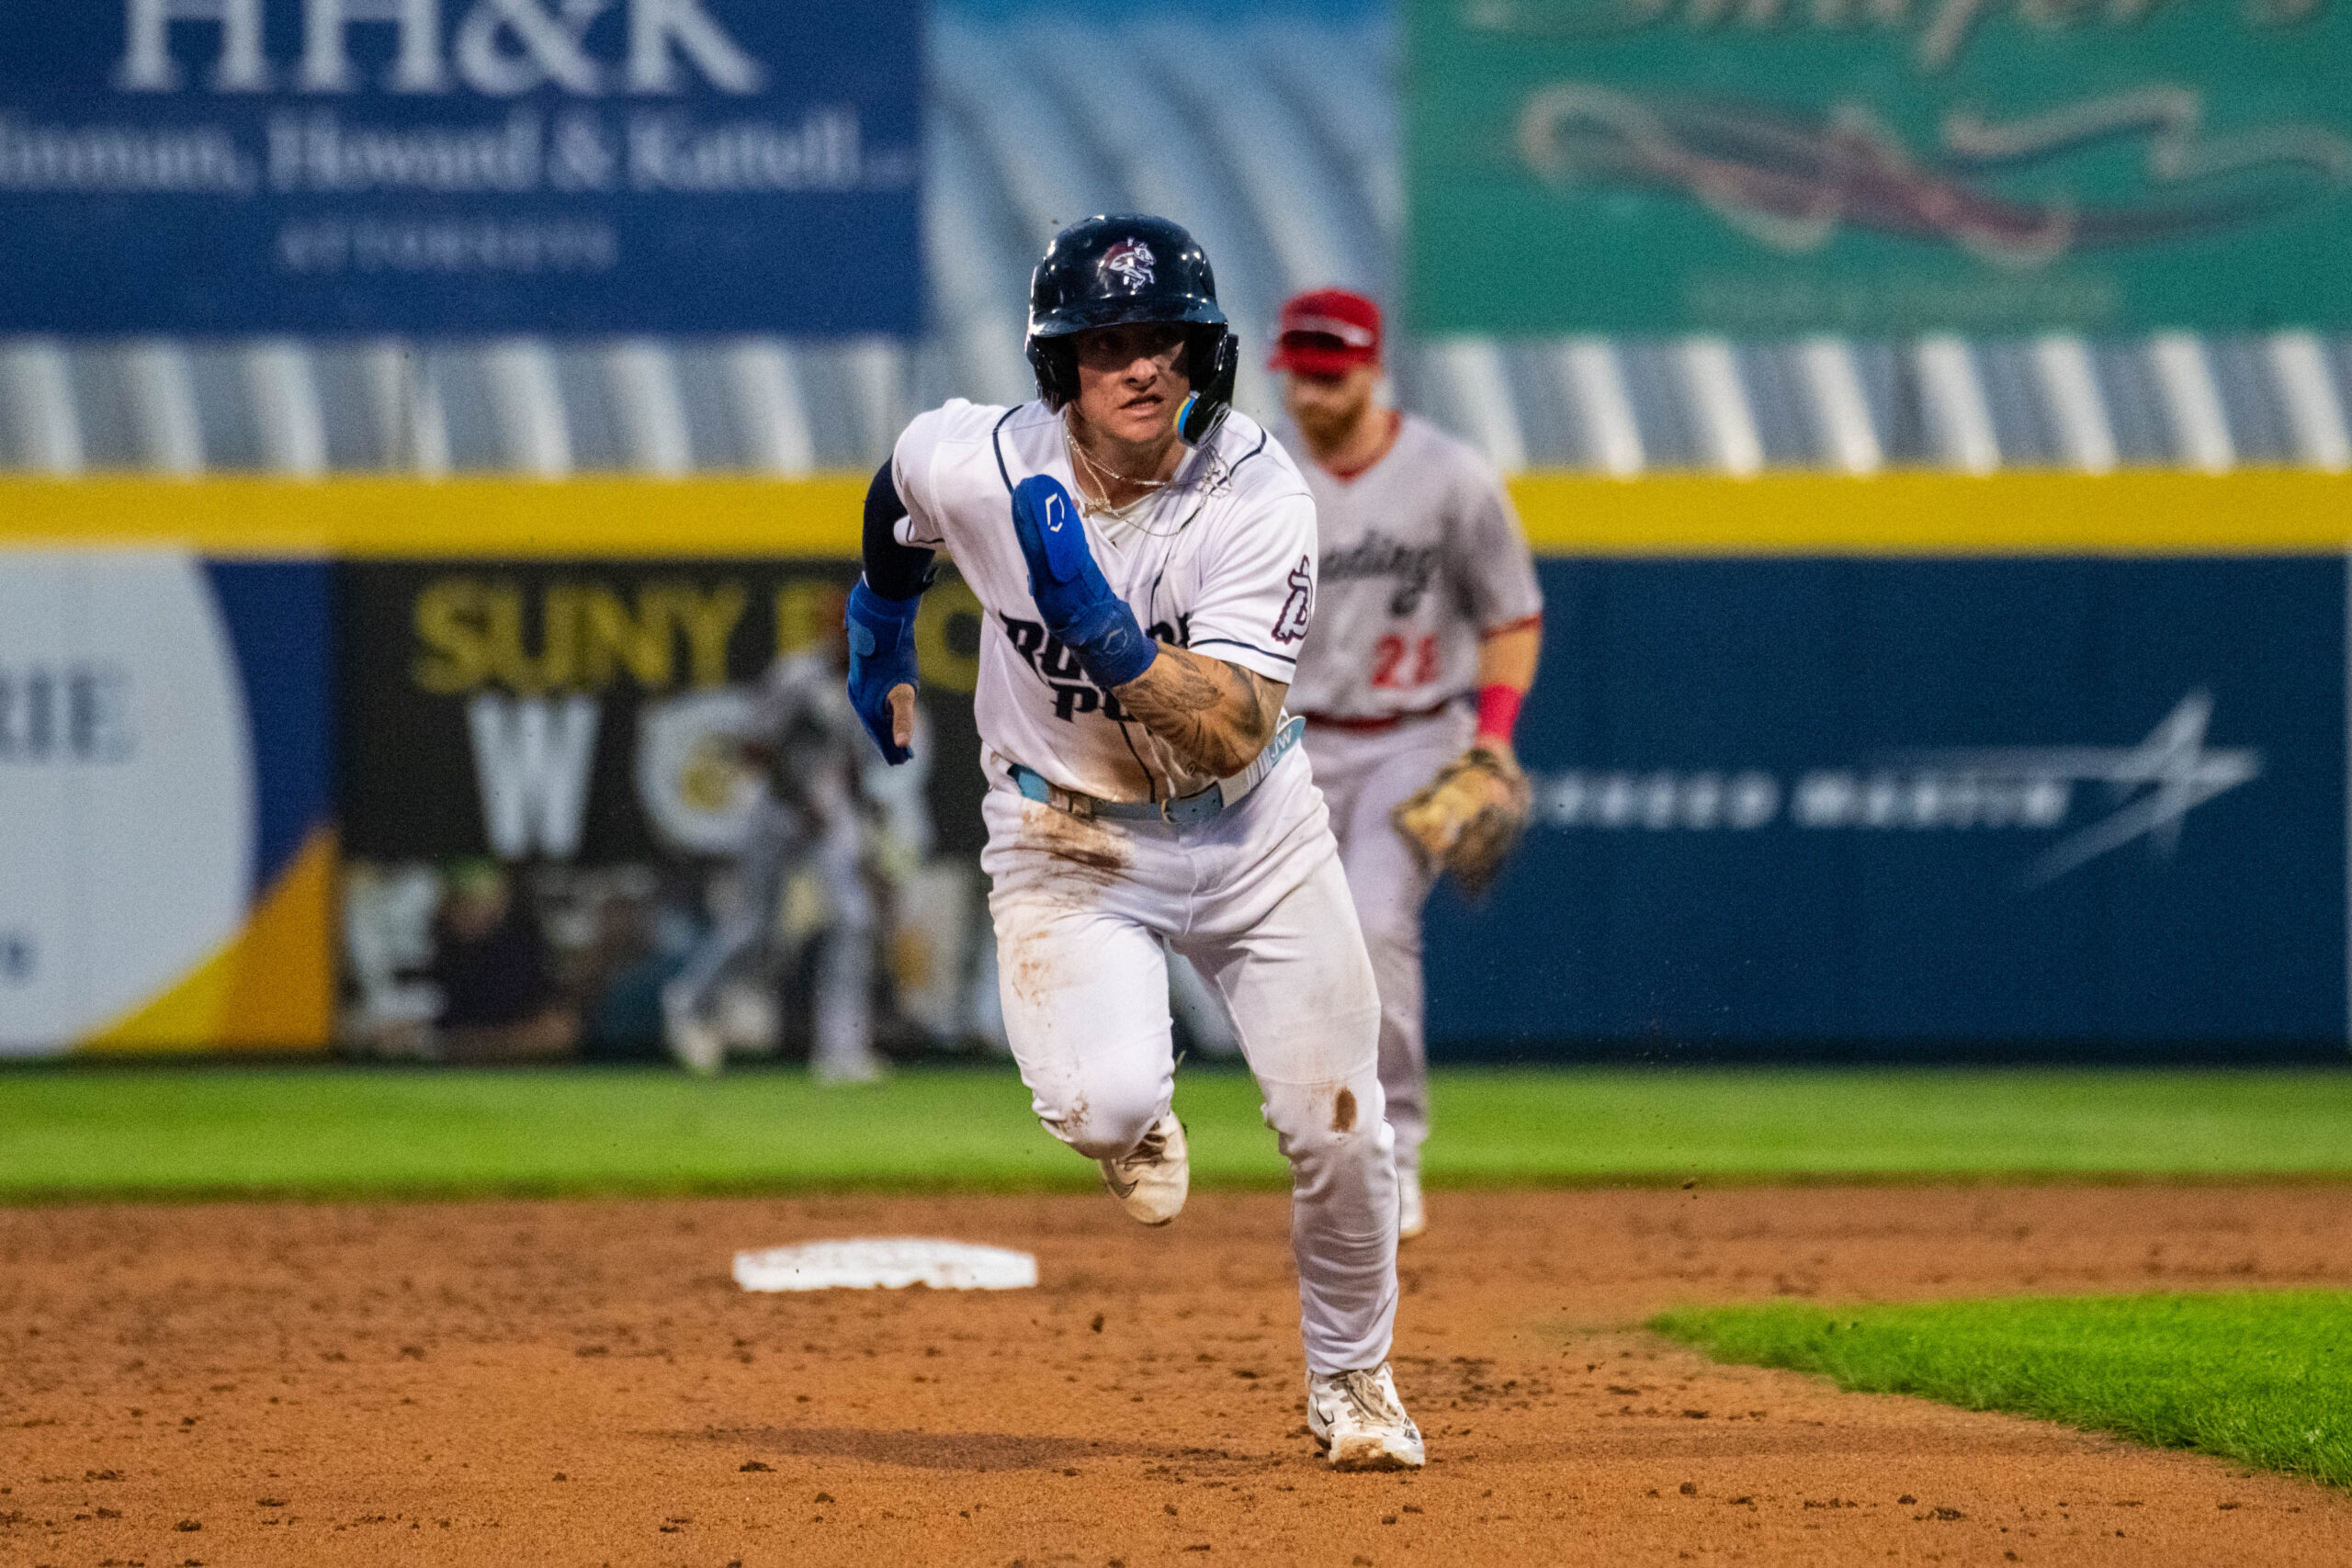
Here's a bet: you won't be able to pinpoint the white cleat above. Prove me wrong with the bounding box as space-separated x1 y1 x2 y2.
1396 1168 1426 1243
661 980 726 1077
811 1051 888 1087
662 998 726 1077
1099 1113 1188 1225
666 1016 726 1077
1306 1363 1426 1472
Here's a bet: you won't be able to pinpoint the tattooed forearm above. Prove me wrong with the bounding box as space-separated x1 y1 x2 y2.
1114 643 1285 777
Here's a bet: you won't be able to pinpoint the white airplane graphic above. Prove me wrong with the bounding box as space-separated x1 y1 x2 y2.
1910 690 2263 886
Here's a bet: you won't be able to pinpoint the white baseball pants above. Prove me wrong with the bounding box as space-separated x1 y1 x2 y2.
979 750 1397 1375
1301 705 1474 1181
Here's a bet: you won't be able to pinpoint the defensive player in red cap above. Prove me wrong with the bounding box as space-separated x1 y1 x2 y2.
1273 288 1544 1240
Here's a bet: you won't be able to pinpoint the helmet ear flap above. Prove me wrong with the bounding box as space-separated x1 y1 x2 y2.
1026 336 1080 410
1178 328 1238 447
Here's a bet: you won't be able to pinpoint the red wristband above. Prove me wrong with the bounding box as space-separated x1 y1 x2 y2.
1476 683 1523 746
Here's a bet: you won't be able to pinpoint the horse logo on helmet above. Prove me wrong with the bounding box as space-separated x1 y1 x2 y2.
1098 239 1156 292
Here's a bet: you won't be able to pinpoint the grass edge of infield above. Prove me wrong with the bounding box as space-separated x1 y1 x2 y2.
8 1064 2352 1202
1649 1292 2352 1491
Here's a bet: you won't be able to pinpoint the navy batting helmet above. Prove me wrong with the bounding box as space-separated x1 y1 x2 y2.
1025 214 1239 446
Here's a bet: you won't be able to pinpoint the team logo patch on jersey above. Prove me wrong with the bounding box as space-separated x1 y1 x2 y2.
1099 240 1156 292
1274 556 1314 645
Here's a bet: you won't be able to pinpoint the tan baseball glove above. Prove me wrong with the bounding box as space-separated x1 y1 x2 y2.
1392 744 1532 897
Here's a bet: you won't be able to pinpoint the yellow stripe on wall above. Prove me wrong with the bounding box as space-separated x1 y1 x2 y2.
1509 470 2352 556
0 475 870 558
0 469 2346 558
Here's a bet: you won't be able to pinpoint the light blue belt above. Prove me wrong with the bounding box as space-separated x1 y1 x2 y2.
1010 715 1305 829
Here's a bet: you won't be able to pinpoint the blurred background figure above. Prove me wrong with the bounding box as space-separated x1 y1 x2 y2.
343 858 578 1063
1275 288 1544 1239
428 858 581 1062
662 625 896 1083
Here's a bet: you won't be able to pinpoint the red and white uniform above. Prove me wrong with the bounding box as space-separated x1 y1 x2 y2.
893 398 1398 1376
1288 412 1544 1179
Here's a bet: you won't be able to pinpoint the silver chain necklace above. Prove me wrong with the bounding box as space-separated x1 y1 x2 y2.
1059 411 1234 539
1064 420 1181 524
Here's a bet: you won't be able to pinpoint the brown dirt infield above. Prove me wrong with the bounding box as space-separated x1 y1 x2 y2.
6 1184 2352 1567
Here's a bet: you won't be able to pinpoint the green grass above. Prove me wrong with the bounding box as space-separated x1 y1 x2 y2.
0 1065 2348 1201
1654 1292 2352 1489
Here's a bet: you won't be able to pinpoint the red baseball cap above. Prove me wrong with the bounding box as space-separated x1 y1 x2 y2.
1268 288 1382 376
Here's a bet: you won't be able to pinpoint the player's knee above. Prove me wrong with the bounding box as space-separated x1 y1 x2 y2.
1263 1077 1390 1166
1038 1077 1163 1160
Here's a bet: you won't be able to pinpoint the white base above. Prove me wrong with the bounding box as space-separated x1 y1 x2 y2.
732 1237 1038 1292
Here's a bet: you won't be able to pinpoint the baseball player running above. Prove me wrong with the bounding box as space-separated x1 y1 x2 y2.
663 642 888 1084
1273 288 1544 1243
843 216 1421 1471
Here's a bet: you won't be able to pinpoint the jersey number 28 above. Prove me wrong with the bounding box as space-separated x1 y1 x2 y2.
1371 633 1440 690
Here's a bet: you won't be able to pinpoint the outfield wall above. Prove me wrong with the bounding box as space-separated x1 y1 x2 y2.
1 473 2344 1057
0 548 333 1055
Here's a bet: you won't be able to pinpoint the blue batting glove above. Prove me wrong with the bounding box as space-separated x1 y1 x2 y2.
845 578 922 765
1010 474 1158 689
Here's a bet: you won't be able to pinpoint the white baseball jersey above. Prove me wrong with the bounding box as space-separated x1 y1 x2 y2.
893 399 1317 803
1284 412 1542 721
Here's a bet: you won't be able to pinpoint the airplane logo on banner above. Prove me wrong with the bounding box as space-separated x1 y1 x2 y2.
1529 689 2265 887
1902 689 2263 886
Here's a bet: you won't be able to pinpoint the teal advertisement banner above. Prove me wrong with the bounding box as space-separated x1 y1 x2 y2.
1407 0 2352 335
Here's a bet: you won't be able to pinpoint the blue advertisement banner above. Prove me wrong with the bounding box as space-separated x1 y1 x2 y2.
0 2 921 334
1428 558 2347 1055
0 551 333 1054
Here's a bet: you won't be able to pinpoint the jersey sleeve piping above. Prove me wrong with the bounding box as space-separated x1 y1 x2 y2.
1191 637 1298 668
1221 425 1271 482
990 404 1023 495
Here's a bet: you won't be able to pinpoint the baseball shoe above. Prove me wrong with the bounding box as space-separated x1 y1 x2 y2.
811 1050 888 1086
1099 1112 1188 1225
1305 1363 1425 1472
1397 1168 1426 1242
662 984 726 1077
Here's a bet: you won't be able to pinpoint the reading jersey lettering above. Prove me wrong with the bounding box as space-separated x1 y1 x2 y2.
893 400 1319 802
1284 414 1542 721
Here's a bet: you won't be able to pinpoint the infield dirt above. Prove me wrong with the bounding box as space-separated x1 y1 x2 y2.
6 1184 2351 1567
